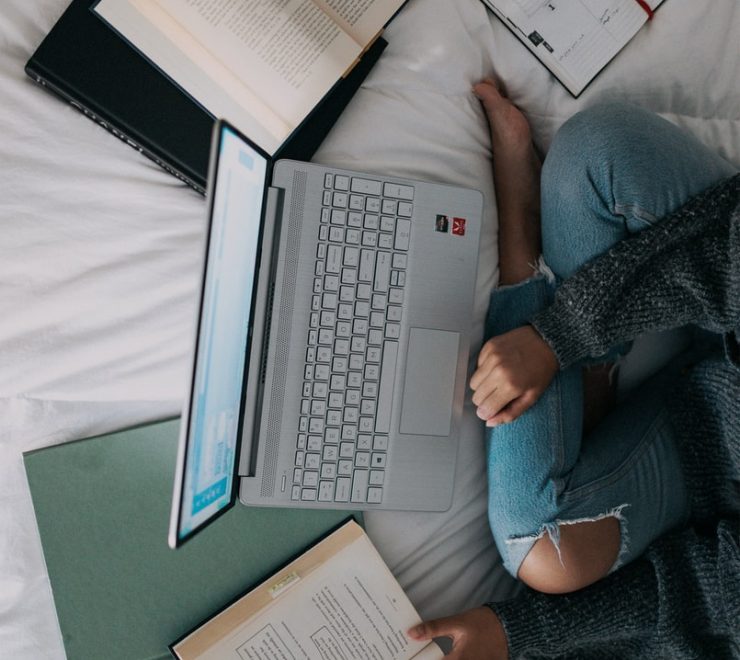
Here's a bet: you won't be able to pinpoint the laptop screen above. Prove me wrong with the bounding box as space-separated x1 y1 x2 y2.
173 123 268 545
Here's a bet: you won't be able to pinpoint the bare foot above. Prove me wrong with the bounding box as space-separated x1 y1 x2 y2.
474 78 541 285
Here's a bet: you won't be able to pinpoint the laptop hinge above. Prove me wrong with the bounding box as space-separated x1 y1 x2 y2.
238 185 284 477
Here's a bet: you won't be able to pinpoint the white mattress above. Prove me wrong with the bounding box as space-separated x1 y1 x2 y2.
2 1 739 657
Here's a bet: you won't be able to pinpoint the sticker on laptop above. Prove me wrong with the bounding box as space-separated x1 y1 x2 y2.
435 215 449 233
452 217 466 236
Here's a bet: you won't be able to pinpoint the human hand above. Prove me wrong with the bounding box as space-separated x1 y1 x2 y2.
470 325 558 426
408 606 509 659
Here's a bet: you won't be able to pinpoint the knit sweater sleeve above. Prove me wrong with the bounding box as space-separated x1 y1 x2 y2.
487 519 740 659
530 175 740 369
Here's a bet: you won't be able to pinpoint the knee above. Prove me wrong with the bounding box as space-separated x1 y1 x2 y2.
517 517 622 594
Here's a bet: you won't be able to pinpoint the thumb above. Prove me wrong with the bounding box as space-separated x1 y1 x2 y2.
408 616 461 642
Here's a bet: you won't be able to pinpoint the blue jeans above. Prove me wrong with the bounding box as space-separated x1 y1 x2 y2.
486 103 737 578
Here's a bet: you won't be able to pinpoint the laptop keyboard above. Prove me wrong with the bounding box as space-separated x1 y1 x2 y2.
292 173 414 505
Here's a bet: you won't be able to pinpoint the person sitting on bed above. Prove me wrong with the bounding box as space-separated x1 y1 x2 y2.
408 80 739 657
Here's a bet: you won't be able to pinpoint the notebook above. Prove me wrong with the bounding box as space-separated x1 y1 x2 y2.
481 0 665 97
170 120 483 546
23 418 355 660
25 0 386 193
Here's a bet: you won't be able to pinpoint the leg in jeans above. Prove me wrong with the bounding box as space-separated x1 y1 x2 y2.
484 101 737 592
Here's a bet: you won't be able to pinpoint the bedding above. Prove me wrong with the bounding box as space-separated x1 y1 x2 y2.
1 0 739 658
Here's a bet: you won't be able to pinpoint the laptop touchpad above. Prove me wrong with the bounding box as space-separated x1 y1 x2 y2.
400 328 460 437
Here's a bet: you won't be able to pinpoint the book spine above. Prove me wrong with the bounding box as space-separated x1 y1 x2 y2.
26 69 206 195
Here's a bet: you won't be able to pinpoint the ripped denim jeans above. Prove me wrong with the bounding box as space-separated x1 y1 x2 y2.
485 102 737 578
486 270 689 576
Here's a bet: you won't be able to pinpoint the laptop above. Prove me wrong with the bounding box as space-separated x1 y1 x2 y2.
169 120 482 548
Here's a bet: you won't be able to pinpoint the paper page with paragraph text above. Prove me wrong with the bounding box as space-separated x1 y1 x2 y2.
172 522 443 660
483 0 664 95
313 0 405 47
153 0 363 127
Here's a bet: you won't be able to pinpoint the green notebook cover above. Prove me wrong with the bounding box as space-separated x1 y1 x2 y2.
24 418 357 660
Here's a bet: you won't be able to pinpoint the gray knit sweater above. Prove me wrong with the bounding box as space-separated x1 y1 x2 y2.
489 174 740 659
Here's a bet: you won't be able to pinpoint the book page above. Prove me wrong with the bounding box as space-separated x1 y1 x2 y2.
484 0 664 95
173 523 443 660
313 0 406 46
153 0 363 126
96 0 289 153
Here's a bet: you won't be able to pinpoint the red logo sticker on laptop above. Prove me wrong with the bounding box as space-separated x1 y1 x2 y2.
452 217 466 236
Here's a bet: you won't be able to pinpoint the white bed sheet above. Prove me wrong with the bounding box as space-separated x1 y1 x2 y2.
1 0 739 658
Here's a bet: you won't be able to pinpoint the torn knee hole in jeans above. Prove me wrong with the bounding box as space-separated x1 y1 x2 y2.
533 256 556 284
505 503 630 572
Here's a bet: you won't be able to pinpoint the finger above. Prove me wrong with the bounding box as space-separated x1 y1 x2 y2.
407 617 460 642
470 353 504 394
476 339 495 367
486 392 537 427
475 381 517 421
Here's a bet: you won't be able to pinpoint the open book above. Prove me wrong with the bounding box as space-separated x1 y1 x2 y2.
94 0 405 155
170 520 443 660
481 0 664 96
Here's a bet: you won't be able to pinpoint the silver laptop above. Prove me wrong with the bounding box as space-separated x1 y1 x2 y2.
169 120 482 548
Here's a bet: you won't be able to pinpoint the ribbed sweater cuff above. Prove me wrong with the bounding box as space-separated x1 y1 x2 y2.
530 304 594 369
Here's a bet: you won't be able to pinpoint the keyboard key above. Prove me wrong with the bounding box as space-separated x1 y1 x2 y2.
297 434 307 449
338 303 353 319
397 271 406 286
369 470 385 486
323 445 338 461
359 418 374 434
318 328 333 345
351 178 382 195
335 477 351 501
374 251 391 292
323 274 338 291
321 293 337 310
338 286 353 303
316 347 332 363
349 194 364 210
392 253 407 269
305 455 320 471
295 451 305 467
307 435 321 451
373 435 388 450
336 321 351 337
356 283 371 300
330 375 346 391
319 225 329 241
343 407 358 424
364 364 379 380
291 485 301 500
385 323 400 339
347 211 363 227
303 382 312 397
309 418 325 433
367 487 383 504
319 311 335 327
394 219 411 250
355 451 370 467
340 442 354 458
324 173 333 188
323 190 332 206
338 460 353 476
397 201 413 217
380 216 395 232
325 428 340 444
311 400 326 416
361 400 376 416
383 182 414 200
387 305 402 322
326 245 342 272
327 410 342 427
332 356 347 373
354 302 369 318
369 311 384 328
341 269 357 285
368 329 383 346
299 417 308 432
318 481 334 501
310 312 319 328
363 382 378 398
329 226 344 243
364 214 379 230
348 354 364 371
313 382 328 397
371 293 386 310
332 192 347 208
361 231 377 247
328 393 343 409
345 229 361 245
335 175 350 191
301 488 317 501
382 199 397 215
351 337 366 353
347 372 362 389
357 434 372 450
351 469 369 502
365 197 381 213
321 208 330 224
311 295 320 311
388 288 404 304
334 339 349 355
359 250 374 282
366 347 381 363
378 234 393 249
371 453 387 468
376 341 398 433
341 425 357 440
343 246 359 267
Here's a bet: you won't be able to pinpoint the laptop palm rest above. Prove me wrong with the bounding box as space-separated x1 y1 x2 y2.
399 328 460 437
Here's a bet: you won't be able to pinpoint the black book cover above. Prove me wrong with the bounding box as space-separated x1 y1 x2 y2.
26 0 387 194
